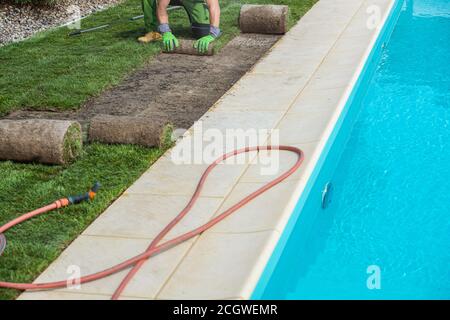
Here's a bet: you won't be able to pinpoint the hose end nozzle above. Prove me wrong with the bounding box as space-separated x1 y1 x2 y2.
89 182 101 200
68 182 101 205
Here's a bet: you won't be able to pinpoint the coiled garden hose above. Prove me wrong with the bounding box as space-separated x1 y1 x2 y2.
0 146 304 300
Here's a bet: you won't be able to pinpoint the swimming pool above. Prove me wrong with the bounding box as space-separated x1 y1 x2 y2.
253 0 450 299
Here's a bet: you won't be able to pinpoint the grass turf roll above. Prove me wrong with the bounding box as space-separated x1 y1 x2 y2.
0 119 82 165
239 4 289 34
89 115 173 147
163 39 215 56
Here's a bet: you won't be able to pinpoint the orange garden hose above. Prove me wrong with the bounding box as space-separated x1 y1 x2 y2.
0 145 303 299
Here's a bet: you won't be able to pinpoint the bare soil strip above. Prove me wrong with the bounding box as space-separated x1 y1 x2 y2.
7 34 280 133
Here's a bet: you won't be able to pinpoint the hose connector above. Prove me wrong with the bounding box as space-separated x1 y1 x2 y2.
68 182 101 205
0 233 6 257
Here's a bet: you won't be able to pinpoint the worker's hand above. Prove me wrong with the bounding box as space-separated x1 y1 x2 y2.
194 35 215 54
162 32 179 52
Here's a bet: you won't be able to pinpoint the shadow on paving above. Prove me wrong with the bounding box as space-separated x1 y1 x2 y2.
7 34 280 132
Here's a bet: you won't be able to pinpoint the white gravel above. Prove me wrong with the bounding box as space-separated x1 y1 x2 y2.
0 0 126 46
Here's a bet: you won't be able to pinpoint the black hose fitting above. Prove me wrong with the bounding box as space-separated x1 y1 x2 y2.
91 182 101 193
68 182 101 205
0 233 6 257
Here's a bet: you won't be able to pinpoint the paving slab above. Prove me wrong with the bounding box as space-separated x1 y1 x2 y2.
20 235 194 299
214 73 309 111
156 230 281 300
83 194 224 240
125 156 249 198
240 141 318 183
286 87 347 114
206 180 302 234
277 108 335 145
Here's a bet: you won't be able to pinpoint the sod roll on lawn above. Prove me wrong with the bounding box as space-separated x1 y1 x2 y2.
89 115 172 147
0 119 82 165
239 4 289 34
164 39 215 56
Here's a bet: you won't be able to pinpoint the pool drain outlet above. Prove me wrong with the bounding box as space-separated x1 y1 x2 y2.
321 182 333 209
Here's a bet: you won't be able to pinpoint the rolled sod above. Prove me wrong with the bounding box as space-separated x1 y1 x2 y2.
89 115 173 147
163 39 214 56
239 4 289 34
0 119 82 165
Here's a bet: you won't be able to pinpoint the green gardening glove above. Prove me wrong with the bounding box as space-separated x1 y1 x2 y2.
162 32 179 52
194 35 215 54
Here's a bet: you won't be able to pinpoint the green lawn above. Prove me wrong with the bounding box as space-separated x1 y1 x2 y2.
0 0 317 300
0 144 165 300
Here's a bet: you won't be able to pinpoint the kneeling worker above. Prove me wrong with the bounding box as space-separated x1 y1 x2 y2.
138 0 221 54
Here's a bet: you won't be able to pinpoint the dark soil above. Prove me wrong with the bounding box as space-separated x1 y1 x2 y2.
6 34 280 133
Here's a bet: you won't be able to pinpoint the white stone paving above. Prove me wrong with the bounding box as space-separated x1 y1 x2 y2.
19 0 395 300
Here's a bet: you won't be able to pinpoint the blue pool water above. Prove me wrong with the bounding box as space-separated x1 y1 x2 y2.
254 0 450 299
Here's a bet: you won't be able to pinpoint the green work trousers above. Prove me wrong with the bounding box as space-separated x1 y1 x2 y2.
142 0 211 38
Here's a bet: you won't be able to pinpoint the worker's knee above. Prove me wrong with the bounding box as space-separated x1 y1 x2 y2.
184 1 210 28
